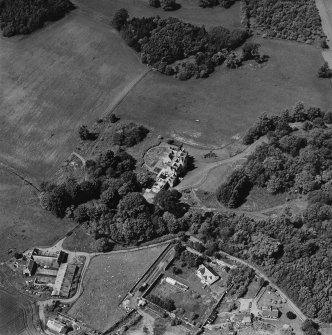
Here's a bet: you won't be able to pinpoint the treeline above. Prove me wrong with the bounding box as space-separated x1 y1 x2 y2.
41 148 191 250
0 0 75 37
199 0 238 9
218 103 332 208
112 10 266 80
243 0 324 43
184 208 332 323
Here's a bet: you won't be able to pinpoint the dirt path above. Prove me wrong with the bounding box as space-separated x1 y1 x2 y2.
316 0 332 67
175 137 266 191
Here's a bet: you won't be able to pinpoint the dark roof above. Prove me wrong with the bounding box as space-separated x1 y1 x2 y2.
27 259 36 273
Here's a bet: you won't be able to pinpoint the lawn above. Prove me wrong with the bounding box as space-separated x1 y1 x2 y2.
115 37 332 147
0 11 146 180
148 277 214 325
0 169 76 262
68 245 168 331
74 0 242 30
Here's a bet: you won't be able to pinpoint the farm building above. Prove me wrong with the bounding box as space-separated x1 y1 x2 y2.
46 318 67 334
196 264 220 285
31 249 67 268
23 259 37 276
261 306 279 319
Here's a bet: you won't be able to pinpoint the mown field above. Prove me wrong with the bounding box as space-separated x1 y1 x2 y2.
74 0 242 30
0 169 76 262
0 11 146 180
68 245 168 331
115 36 332 147
0 290 25 335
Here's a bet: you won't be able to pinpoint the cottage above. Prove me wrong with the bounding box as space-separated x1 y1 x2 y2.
23 259 36 276
196 264 220 285
46 319 67 334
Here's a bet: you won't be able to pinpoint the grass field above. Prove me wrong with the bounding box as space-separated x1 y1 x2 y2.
115 37 332 147
0 11 146 180
74 0 242 30
0 290 25 335
0 169 76 262
68 245 168 331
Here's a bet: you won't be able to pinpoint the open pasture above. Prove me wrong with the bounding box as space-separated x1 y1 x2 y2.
68 244 168 331
0 11 146 180
74 0 242 30
0 169 76 262
115 37 332 147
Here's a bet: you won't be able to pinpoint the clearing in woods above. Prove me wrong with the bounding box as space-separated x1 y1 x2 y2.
68 244 168 331
0 11 146 181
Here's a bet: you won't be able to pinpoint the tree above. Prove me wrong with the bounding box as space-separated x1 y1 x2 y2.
78 125 91 140
217 169 251 208
154 189 181 213
100 187 120 208
318 62 332 78
47 185 71 218
149 0 160 7
117 192 150 218
160 0 177 11
199 0 219 8
111 8 129 30
242 42 260 61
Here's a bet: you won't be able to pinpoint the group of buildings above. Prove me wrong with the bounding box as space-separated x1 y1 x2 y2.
146 144 188 194
23 248 76 298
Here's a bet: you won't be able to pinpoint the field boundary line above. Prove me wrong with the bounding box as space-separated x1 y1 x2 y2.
0 161 40 192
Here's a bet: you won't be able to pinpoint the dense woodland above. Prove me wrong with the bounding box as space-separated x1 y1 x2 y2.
42 148 189 251
243 0 324 42
0 0 74 36
185 209 332 323
112 10 267 80
218 103 332 208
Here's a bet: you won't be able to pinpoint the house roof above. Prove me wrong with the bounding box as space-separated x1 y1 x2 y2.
197 264 219 285
262 306 279 318
27 259 36 272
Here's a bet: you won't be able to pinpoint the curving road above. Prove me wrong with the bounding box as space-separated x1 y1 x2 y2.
217 250 307 322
